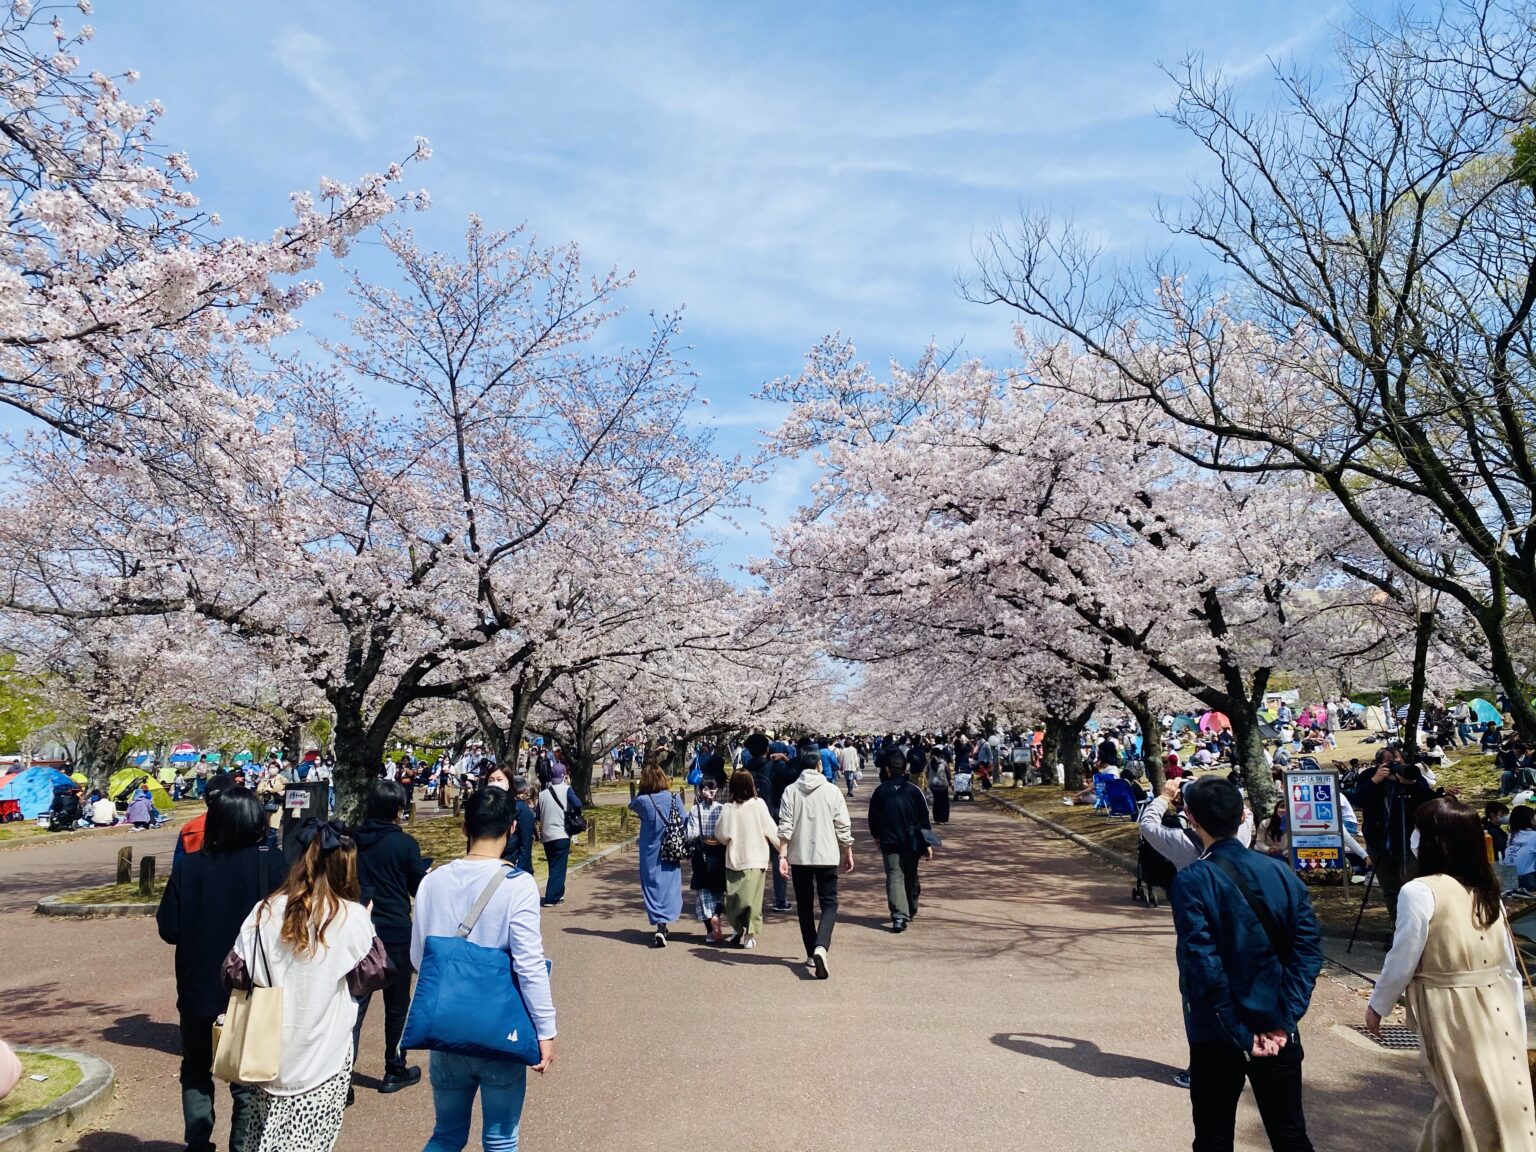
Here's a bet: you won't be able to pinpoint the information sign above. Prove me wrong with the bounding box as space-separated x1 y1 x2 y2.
1285 769 1343 871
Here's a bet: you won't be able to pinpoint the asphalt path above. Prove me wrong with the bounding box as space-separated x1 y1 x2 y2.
0 797 1432 1150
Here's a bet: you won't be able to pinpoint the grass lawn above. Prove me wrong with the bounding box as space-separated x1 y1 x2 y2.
406 802 634 879
0 822 48 842
52 878 168 905
0 1052 82 1127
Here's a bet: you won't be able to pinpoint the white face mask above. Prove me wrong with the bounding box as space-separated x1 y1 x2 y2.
1410 828 1421 859
488 780 509 792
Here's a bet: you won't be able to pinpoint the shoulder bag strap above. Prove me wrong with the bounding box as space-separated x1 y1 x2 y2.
458 867 512 938
253 902 274 987
549 786 566 813
1209 853 1292 964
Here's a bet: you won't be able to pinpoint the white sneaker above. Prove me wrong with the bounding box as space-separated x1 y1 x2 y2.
812 946 829 979
744 935 757 949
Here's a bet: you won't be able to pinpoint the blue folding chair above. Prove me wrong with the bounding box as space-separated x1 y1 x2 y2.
1103 778 1139 819
1091 772 1116 815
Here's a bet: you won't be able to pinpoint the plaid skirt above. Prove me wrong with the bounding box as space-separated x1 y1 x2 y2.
695 886 724 921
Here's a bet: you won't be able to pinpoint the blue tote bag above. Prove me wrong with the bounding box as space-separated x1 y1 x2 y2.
401 867 544 1064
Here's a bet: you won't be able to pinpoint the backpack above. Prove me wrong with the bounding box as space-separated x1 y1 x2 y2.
652 795 686 864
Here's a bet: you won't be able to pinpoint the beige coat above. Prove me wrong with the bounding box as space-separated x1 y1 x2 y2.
1407 874 1535 1152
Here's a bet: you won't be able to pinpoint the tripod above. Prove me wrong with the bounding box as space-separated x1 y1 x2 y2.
1346 867 1375 953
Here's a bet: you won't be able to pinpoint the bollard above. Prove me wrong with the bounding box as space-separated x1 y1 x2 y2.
116 846 132 885
628 781 637 801
138 855 156 897
620 807 630 834
587 820 597 847
452 792 461 816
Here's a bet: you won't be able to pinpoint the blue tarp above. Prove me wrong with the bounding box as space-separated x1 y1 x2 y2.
0 767 76 819
1469 698 1502 725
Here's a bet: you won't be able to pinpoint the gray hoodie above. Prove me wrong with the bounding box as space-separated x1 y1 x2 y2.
777 768 854 867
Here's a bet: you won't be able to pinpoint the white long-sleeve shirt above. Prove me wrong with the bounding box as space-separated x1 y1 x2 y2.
1367 878 1524 1036
410 857 557 1040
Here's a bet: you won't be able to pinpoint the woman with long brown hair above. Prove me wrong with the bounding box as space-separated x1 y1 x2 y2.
1367 797 1534 1151
225 819 391 1152
628 757 684 947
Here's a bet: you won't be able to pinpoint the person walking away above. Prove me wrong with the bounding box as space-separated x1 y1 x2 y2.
928 749 952 825
157 787 288 1152
629 761 685 947
1366 798 1534 1151
1171 778 1324 1151
1353 755 1437 922
176 772 237 860
225 820 391 1152
352 780 431 1095
686 778 728 943
411 788 555 1152
535 764 582 907
499 778 537 876
756 737 800 913
777 740 855 978
867 747 934 932
714 770 779 948
836 739 861 796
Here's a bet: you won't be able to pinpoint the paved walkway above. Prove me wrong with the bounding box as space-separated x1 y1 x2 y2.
0 800 1432 1151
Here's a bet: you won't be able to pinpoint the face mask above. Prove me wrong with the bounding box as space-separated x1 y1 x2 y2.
1410 828 1421 859
488 780 509 791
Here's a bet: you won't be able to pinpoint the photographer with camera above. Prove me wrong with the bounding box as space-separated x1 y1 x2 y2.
1351 751 1437 924
1140 775 1254 873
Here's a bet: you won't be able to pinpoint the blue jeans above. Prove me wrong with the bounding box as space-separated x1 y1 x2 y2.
542 839 570 904
423 1052 527 1152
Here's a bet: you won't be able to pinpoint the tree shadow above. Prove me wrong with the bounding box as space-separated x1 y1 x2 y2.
75 1136 183 1152
992 1032 1185 1084
101 1013 181 1056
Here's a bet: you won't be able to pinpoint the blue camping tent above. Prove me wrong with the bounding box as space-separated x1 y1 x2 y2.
1469 698 1502 725
0 767 76 819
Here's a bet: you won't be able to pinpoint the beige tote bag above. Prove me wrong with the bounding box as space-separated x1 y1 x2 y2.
213 919 283 1085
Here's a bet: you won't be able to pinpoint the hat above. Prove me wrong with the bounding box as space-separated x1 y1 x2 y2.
552 762 568 783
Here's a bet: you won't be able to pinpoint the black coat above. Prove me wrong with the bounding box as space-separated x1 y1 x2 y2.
867 777 932 854
767 758 800 820
156 843 288 1018
353 819 430 944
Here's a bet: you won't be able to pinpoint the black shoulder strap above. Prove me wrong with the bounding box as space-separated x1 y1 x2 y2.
1209 853 1292 964
548 786 566 813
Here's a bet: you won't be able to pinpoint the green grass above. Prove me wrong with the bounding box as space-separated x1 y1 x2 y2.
52 878 167 905
0 822 48 842
406 802 633 879
0 1052 82 1126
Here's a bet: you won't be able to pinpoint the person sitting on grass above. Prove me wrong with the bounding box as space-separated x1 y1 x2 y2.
1505 806 1536 890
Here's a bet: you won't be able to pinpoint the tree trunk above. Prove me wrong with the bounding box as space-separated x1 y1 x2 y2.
1229 706 1274 814
78 720 126 793
1402 607 1436 760
1059 705 1094 790
1115 688 1164 791
280 719 304 765
331 704 384 821
1040 720 1062 785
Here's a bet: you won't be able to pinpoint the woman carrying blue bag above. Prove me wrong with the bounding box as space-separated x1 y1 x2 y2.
409 788 556 1152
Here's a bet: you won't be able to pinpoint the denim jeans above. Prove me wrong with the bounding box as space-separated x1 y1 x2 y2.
423 1051 527 1152
768 844 789 907
541 838 570 904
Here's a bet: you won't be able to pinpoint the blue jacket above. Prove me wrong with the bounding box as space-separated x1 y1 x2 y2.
1170 838 1323 1052
819 748 839 782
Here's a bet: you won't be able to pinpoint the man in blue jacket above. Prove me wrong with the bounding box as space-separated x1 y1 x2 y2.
1171 777 1323 1152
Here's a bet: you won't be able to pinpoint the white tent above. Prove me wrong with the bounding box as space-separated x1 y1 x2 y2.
1363 705 1392 734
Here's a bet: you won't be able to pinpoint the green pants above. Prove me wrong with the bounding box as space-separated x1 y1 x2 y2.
723 867 766 934
883 850 921 921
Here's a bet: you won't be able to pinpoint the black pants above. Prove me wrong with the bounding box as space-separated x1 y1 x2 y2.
1189 1035 1313 1152
542 838 571 904
180 1012 252 1152
352 937 414 1069
931 785 950 824
1365 838 1412 922
790 864 839 956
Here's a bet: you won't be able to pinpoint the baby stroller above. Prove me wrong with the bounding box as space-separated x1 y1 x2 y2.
952 770 975 801
47 786 83 832
1132 799 1178 908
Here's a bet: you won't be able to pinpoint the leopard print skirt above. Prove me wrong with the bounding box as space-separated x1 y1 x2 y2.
240 1057 351 1152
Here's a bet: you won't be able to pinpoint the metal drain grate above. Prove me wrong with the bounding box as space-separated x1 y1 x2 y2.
1352 1025 1419 1050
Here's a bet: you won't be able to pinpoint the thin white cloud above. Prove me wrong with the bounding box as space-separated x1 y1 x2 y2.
273 25 372 142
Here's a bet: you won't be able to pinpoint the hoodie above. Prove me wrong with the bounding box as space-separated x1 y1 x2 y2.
353 818 431 944
777 768 854 867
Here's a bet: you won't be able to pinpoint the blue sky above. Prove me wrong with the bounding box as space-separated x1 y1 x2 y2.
78 0 1366 565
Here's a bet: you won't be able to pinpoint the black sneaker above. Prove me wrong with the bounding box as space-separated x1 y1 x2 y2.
771 903 793 912
892 918 907 933
379 1064 421 1093
1173 1070 1191 1090
653 927 667 948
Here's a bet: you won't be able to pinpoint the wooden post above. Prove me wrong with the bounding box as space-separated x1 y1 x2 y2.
628 781 637 802
138 855 156 897
620 807 630 834
451 792 461 816
116 846 133 885
586 820 597 847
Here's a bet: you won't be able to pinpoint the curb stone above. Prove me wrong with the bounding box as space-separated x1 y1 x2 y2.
568 835 638 879
980 792 1395 948
0 1050 114 1152
34 894 156 918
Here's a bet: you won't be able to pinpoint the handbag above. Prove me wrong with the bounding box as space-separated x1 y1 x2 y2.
653 795 686 865
548 785 587 836
212 920 283 1085
401 867 544 1065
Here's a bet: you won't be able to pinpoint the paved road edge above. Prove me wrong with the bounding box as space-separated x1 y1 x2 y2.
0 1049 114 1152
34 895 155 918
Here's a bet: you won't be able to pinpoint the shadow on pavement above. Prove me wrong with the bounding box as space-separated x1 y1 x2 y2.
992 1032 1185 1084
76 1135 182 1151
562 925 663 948
102 1013 181 1056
